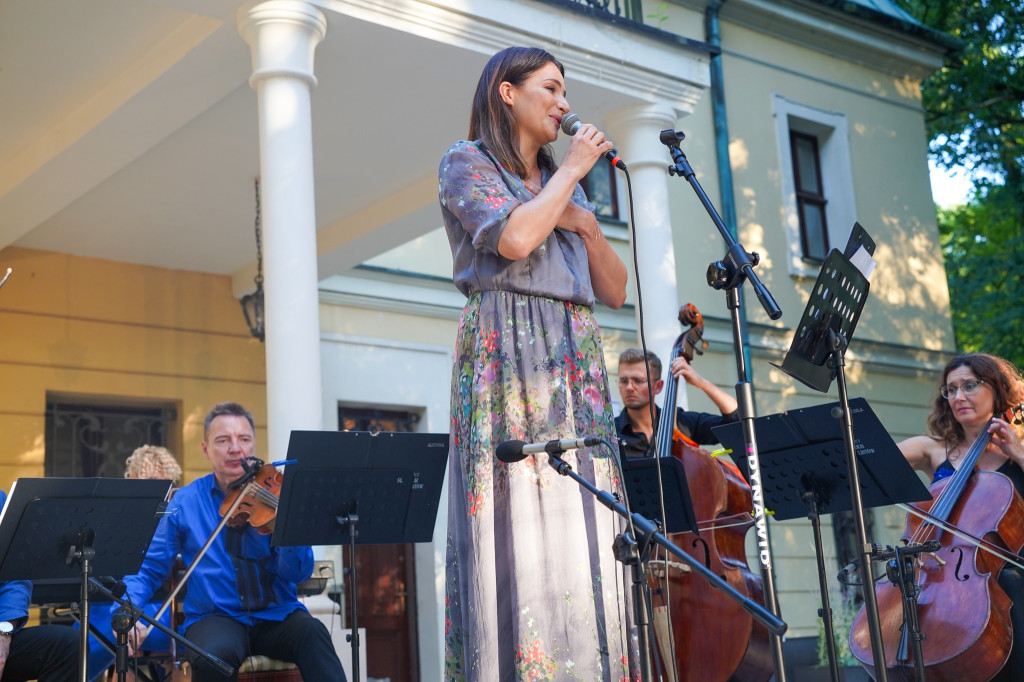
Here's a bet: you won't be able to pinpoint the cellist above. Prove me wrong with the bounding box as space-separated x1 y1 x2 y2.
117 401 346 682
614 347 739 458
897 353 1024 681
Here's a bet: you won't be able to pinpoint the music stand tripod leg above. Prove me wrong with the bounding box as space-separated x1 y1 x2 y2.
832 342 889 682
338 512 360 682
803 490 842 682
68 537 96 682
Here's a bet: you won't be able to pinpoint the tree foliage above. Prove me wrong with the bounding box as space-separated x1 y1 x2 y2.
938 187 1024 367
895 0 1024 366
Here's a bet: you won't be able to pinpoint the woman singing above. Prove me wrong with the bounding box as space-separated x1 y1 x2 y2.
898 352 1024 680
439 47 638 681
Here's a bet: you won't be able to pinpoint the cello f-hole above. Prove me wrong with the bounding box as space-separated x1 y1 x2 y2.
951 546 970 582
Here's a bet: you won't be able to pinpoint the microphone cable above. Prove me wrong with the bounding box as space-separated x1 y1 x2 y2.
612 162 680 682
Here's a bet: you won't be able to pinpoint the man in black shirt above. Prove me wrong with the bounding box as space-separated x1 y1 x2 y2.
614 348 739 458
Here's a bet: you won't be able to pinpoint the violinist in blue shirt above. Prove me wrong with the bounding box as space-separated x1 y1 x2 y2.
120 402 345 681
0 490 78 682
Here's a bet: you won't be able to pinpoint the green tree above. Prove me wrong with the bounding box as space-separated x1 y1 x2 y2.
895 0 1024 364
939 187 1024 367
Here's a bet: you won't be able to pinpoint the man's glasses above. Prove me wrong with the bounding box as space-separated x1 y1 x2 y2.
617 377 649 387
940 379 985 400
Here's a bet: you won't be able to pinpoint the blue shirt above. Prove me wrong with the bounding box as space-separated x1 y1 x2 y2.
0 491 31 625
121 474 312 630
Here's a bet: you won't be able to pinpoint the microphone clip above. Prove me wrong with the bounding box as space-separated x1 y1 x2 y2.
228 457 265 490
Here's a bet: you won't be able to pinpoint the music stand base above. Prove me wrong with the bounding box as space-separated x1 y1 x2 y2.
804 491 842 682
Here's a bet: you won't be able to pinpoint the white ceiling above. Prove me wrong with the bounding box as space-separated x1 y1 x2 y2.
0 0 707 289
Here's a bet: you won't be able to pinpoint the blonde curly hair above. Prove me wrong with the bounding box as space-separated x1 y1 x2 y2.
124 445 182 485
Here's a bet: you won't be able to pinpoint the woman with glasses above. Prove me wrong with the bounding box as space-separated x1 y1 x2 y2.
896 352 1024 680
899 353 1024 483
439 47 636 681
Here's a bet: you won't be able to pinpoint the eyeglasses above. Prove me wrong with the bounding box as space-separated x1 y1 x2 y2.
940 380 985 400
617 377 649 387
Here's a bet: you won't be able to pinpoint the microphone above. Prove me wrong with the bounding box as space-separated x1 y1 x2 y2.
495 436 604 463
837 558 859 580
560 114 626 170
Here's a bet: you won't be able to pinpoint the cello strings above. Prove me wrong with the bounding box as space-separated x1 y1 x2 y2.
907 418 993 547
896 502 1024 573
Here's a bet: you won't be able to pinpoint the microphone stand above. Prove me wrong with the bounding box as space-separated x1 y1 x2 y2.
89 577 233 681
873 539 940 680
660 129 789 682
540 439 787 682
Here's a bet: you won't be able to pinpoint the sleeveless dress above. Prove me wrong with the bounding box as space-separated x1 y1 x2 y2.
438 141 640 682
933 459 1024 681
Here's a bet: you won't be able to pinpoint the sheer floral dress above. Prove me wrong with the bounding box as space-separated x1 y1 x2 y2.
438 140 639 682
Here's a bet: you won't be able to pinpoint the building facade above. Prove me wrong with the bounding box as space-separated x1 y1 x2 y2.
1 0 954 678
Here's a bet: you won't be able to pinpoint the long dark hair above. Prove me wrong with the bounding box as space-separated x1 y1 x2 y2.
927 353 1024 445
468 46 563 179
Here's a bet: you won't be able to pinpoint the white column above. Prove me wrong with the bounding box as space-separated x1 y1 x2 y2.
238 1 327 458
605 103 688 407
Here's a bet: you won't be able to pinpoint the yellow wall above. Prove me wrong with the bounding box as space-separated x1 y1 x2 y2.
0 246 267 491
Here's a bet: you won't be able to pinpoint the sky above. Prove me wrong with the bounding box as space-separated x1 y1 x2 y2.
929 159 976 208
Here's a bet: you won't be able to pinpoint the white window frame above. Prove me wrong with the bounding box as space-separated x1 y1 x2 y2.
772 94 857 277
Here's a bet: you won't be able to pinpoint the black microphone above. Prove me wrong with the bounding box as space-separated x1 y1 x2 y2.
495 436 604 463
837 558 859 580
560 114 626 170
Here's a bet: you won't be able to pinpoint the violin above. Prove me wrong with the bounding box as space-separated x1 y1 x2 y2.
219 458 282 534
648 303 772 682
850 404 1024 681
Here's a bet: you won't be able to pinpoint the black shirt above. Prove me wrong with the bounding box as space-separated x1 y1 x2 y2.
614 405 739 459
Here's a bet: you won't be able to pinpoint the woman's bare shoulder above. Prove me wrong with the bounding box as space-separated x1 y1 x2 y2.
898 434 946 473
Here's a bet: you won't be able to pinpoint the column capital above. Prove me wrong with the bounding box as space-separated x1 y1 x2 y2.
237 1 327 89
605 102 680 171
605 102 678 132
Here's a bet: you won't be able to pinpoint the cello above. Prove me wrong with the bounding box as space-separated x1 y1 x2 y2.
850 404 1024 681
647 303 772 682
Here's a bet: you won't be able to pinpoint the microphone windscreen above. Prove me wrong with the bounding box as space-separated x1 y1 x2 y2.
560 113 583 136
495 440 528 463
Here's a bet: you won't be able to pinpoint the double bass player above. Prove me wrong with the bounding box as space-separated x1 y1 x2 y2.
614 347 739 458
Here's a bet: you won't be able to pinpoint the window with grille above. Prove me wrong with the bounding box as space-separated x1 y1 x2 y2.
45 399 176 478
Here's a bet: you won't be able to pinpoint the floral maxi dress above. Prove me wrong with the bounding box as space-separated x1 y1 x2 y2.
439 140 640 682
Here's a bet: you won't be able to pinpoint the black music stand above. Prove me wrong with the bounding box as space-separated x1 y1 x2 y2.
714 399 930 682
0 477 168 682
621 456 697 534
273 430 449 682
764 225 900 682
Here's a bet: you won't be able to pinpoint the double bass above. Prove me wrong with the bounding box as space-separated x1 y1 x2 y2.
647 303 772 682
850 405 1024 681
